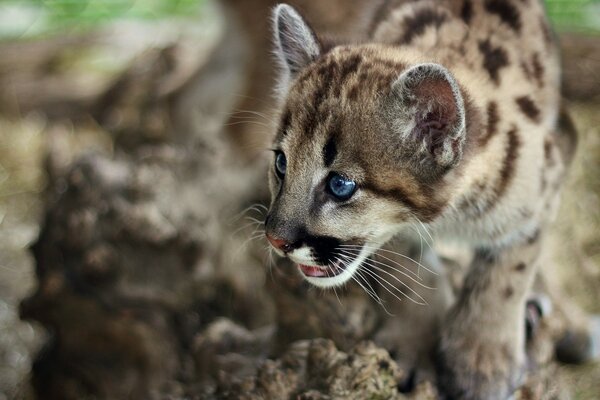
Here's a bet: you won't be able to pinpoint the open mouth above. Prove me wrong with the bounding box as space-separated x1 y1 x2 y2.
298 262 345 278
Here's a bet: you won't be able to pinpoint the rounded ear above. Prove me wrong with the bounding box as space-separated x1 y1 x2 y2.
272 4 321 90
388 63 466 173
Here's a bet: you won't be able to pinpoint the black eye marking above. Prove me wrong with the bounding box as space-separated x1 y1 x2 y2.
323 137 337 167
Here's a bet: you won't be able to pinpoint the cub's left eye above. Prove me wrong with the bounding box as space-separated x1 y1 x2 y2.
327 173 356 201
274 152 287 179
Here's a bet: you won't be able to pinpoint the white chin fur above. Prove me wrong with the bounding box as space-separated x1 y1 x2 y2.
303 247 370 288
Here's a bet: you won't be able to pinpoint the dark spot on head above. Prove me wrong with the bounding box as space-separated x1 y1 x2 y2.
478 39 509 84
480 101 499 145
323 137 337 167
515 96 541 122
484 0 522 33
514 262 526 272
532 53 544 87
347 84 360 101
315 61 338 105
461 0 473 24
504 286 514 298
339 54 362 82
399 9 447 45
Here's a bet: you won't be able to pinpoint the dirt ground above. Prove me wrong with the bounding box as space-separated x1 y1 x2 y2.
0 17 599 400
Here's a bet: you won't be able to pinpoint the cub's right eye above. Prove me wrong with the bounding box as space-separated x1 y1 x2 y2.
275 152 287 179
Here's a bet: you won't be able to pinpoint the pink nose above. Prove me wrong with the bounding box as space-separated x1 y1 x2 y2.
266 234 292 252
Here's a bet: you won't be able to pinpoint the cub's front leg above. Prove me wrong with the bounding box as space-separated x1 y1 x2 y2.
436 235 542 400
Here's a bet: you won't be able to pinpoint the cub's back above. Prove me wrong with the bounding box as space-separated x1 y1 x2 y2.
371 0 560 131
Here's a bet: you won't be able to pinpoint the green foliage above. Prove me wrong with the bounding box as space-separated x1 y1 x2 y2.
545 0 600 31
0 0 598 38
0 0 205 37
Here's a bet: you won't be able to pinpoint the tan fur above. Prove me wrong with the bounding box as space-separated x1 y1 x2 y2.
216 0 385 158
263 1 579 398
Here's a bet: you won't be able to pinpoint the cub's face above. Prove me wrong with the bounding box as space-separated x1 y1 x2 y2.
265 5 466 287
266 86 408 287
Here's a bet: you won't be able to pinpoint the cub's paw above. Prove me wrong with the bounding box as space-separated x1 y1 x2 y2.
436 337 525 400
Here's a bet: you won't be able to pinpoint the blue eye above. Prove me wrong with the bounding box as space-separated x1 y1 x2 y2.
275 152 286 178
327 173 356 200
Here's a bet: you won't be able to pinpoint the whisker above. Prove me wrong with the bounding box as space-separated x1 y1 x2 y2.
360 266 410 305
231 220 263 237
353 273 394 316
244 216 265 225
223 120 272 128
333 252 394 315
409 222 425 278
340 250 437 291
229 203 267 224
414 218 435 246
228 109 274 122
239 231 266 249
329 256 345 306
361 264 428 306
339 244 438 276
360 259 429 306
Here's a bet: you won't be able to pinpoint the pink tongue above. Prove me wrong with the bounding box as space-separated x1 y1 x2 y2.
299 264 328 277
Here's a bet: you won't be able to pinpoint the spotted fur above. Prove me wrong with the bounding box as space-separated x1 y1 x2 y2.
265 1 575 398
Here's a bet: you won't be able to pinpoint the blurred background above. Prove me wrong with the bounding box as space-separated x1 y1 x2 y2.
0 0 599 399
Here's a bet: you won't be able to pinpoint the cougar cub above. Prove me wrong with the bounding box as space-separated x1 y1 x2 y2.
264 1 577 398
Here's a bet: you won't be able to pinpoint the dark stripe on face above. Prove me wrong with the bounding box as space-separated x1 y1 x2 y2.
399 9 447 45
461 0 473 24
300 60 339 136
323 137 337 167
515 96 541 122
478 39 509 84
484 0 522 33
362 183 444 222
